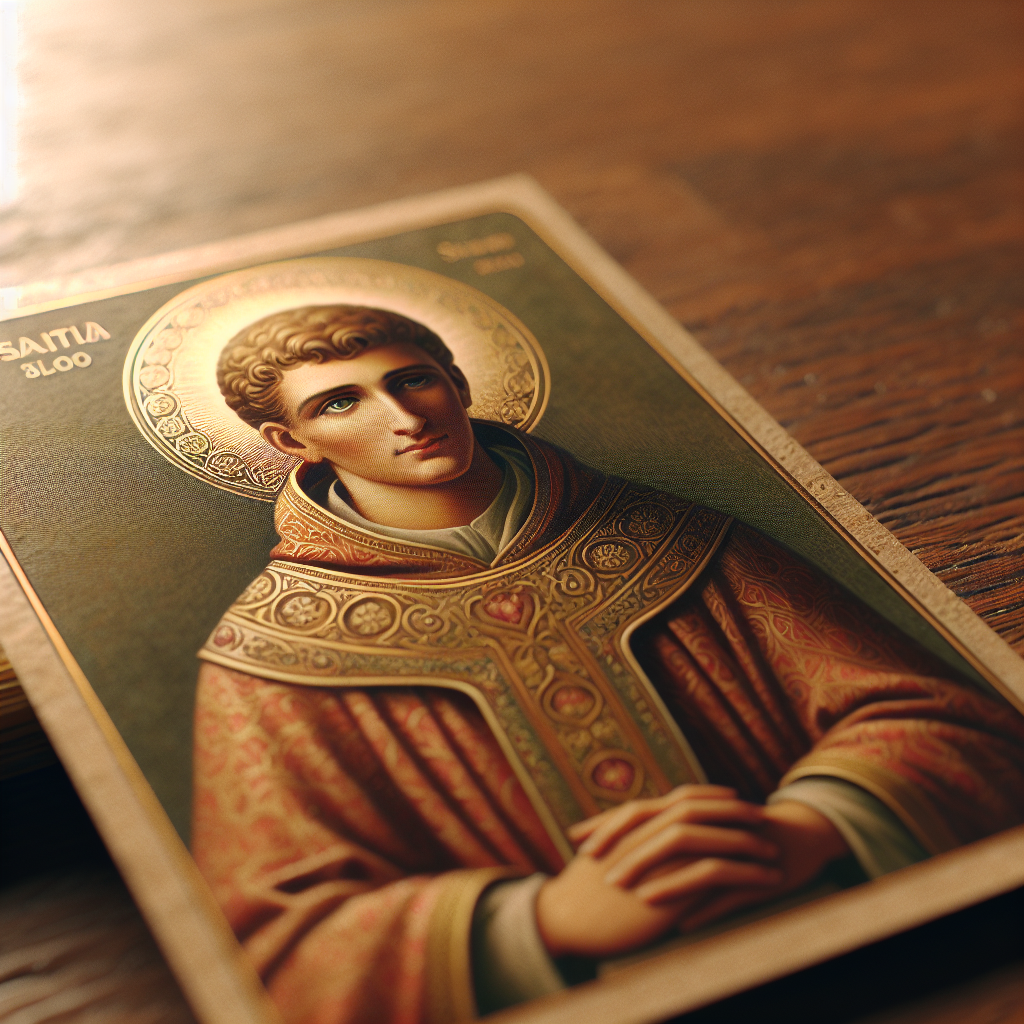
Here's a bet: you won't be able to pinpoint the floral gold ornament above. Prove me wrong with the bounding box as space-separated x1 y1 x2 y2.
201 466 730 853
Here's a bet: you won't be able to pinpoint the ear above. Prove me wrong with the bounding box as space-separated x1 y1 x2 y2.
447 364 473 410
259 422 322 463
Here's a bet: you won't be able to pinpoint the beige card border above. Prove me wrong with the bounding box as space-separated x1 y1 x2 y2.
1 175 1022 1023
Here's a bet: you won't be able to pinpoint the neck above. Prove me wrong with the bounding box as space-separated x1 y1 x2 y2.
333 441 504 530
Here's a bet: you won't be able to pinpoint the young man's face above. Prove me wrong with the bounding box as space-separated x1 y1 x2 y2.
260 341 477 489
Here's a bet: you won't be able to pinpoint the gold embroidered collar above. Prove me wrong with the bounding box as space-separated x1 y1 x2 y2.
201 424 732 859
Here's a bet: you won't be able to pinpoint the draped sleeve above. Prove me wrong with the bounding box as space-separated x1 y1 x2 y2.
634 523 1024 853
190 663 563 1024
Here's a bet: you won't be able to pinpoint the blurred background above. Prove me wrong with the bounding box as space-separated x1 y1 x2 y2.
0 1 1021 1022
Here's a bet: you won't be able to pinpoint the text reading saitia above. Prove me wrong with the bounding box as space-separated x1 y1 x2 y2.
1 322 111 378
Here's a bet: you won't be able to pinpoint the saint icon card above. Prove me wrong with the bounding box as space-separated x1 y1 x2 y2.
1 176 1021 1024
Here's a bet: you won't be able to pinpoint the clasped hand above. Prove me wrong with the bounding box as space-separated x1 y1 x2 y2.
535 784 848 959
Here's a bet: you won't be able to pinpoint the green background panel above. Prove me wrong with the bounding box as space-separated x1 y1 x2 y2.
0 212 979 840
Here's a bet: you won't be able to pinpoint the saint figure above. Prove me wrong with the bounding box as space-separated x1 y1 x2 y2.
192 305 1024 1024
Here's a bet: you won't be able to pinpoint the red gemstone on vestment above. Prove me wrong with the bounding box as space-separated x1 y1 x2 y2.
213 625 235 647
591 757 635 792
551 685 595 717
483 592 525 624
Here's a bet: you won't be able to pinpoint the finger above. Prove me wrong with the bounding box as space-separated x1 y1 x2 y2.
571 786 741 854
566 808 618 843
572 805 653 854
666 784 739 800
604 824 779 887
573 788 695 854
677 888 772 933
603 798 768 861
634 858 783 906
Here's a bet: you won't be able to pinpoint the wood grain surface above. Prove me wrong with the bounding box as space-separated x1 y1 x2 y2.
0 869 197 1024
0 2 1021 1022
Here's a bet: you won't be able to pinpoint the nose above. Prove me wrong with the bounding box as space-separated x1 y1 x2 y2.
380 393 426 435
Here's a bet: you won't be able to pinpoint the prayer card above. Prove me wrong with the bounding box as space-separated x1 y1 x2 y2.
1 176 1021 1024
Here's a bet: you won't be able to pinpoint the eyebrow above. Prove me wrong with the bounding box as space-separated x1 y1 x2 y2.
382 363 437 380
295 363 439 417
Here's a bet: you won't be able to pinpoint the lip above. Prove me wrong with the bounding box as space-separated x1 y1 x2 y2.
397 434 448 455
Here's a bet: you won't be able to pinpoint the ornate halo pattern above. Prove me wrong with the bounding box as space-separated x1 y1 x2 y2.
124 257 549 500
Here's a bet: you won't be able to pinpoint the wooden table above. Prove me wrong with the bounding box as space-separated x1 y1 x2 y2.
1 2 1020 1021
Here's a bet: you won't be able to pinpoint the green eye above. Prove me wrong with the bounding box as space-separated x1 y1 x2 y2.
398 374 432 389
322 396 357 414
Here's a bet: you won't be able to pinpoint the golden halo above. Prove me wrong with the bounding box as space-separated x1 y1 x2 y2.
123 257 550 500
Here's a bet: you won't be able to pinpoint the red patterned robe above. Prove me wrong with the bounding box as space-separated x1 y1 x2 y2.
191 426 1024 1024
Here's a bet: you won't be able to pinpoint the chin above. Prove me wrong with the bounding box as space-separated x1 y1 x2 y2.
406 456 472 487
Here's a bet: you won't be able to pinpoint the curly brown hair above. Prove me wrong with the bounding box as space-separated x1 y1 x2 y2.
217 304 454 428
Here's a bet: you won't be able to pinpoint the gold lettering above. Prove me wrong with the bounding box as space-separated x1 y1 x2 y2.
4 324 110 369
16 350 94 380
85 322 111 342
19 336 48 357
473 252 525 276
